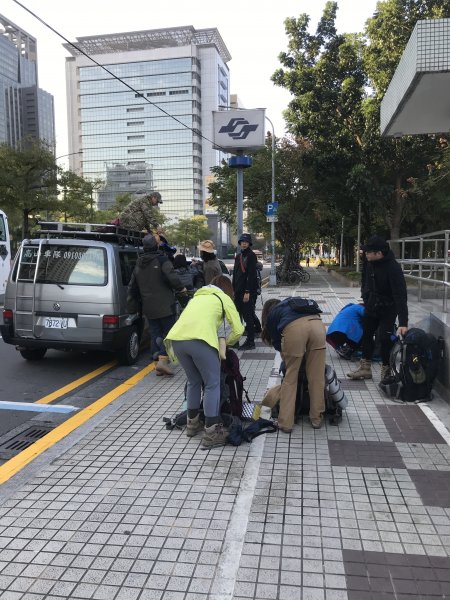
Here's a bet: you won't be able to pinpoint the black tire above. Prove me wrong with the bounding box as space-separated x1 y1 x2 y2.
299 270 311 282
19 347 47 361
117 325 140 365
289 272 301 285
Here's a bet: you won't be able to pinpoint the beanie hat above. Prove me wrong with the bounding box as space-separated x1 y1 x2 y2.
146 191 162 204
363 235 389 253
142 234 158 251
238 233 252 245
198 240 216 253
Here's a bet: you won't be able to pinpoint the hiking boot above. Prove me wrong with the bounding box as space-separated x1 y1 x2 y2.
201 423 228 448
156 355 174 376
380 364 393 385
239 339 256 351
311 417 324 429
186 415 203 437
347 359 372 380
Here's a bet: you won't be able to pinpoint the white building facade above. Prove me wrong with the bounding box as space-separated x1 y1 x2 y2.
65 26 231 215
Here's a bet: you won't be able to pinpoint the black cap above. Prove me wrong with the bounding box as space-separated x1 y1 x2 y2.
238 233 252 245
363 235 389 253
142 234 158 251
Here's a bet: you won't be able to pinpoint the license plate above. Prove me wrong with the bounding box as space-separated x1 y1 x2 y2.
44 317 68 329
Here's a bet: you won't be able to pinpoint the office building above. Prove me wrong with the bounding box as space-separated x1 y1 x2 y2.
65 26 231 215
0 14 55 148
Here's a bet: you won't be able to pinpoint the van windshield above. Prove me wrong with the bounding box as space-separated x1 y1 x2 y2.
18 245 107 286
0 215 6 242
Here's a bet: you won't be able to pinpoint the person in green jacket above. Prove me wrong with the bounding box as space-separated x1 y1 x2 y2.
165 275 244 448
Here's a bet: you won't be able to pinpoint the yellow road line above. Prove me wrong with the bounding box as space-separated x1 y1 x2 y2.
0 362 156 485
35 361 118 405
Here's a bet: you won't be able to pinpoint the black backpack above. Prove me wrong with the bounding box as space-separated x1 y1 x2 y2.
380 328 442 402
276 360 347 425
163 348 249 430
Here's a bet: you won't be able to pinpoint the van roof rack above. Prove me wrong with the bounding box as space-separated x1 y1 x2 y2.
36 221 146 245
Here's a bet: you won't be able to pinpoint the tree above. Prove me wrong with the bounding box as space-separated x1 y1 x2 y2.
164 215 211 254
208 137 318 271
272 0 450 254
0 139 58 237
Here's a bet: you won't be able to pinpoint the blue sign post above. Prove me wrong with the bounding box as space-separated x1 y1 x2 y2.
266 202 279 222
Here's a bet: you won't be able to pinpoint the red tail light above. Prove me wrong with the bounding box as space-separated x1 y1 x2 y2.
103 315 119 328
3 309 13 324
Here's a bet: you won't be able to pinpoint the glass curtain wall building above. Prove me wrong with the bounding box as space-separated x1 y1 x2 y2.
65 27 231 215
0 14 55 148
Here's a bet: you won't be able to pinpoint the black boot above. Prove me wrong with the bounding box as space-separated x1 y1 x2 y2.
239 338 255 351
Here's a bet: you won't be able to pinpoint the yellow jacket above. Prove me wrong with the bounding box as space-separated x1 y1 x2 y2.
165 285 244 361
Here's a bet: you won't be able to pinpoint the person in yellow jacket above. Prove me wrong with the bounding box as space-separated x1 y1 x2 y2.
165 275 244 448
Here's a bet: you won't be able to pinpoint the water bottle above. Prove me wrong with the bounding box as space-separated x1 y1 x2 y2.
325 365 348 409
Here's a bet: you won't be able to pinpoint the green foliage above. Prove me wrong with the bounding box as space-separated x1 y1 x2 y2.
164 215 212 253
209 137 318 269
271 0 450 254
0 139 59 237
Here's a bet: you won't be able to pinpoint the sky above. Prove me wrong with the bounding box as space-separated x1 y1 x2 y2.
4 0 379 167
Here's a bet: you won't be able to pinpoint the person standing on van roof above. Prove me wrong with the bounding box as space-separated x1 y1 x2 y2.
119 191 163 233
127 233 186 376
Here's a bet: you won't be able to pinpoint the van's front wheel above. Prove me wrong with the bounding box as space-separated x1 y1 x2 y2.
117 326 140 365
19 347 47 361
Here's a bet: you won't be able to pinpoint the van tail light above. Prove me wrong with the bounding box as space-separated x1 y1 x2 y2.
3 309 13 325
103 315 119 329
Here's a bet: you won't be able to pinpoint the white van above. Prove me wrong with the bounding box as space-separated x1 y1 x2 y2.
0 210 11 303
1 221 146 364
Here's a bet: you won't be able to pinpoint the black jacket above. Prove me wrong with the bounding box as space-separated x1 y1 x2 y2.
361 250 408 326
127 250 183 319
232 247 258 296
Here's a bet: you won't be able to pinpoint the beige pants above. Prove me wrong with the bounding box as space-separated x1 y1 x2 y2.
262 316 326 430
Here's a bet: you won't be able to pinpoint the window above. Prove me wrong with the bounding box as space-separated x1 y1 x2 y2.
127 107 144 112
169 90 189 95
127 149 145 154
127 135 145 140
127 121 144 126
147 91 166 97
119 250 139 286
17 245 107 286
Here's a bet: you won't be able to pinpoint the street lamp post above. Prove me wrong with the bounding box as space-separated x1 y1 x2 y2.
265 116 277 286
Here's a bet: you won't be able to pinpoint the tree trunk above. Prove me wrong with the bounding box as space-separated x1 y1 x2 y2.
22 209 30 239
389 176 405 258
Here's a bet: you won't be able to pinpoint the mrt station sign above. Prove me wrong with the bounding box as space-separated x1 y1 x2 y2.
212 109 266 153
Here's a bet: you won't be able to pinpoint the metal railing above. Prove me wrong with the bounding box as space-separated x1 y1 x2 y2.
389 230 450 312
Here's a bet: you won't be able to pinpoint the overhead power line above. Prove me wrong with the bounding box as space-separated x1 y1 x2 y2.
12 0 228 152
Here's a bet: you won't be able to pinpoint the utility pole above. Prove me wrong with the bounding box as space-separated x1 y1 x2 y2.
340 216 344 268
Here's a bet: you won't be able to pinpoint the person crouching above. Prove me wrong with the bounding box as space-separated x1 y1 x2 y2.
165 275 244 448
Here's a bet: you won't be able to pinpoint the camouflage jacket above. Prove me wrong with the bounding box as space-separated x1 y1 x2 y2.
119 197 161 232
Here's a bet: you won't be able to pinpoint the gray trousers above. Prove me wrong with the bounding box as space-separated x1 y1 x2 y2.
171 340 221 418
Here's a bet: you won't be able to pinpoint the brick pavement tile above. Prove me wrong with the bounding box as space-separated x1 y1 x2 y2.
328 440 406 468
377 405 447 444
408 469 450 508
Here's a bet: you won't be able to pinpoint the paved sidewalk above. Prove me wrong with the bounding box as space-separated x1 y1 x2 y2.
0 269 449 600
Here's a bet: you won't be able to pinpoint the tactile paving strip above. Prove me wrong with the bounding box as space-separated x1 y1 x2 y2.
377 405 447 444
343 549 450 599
328 440 406 468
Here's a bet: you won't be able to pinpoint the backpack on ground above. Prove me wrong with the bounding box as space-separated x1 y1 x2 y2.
163 348 249 430
379 328 442 402
275 360 348 425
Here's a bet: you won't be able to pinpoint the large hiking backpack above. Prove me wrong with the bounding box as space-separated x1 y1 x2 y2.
379 328 442 402
163 348 249 430
276 360 348 425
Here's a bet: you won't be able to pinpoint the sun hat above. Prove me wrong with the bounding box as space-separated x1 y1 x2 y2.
198 240 216 253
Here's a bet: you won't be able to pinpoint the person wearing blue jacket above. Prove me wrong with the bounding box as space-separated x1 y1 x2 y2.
261 297 326 432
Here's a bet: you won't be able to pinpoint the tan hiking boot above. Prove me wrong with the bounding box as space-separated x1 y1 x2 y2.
186 415 203 437
156 355 174 376
201 423 228 448
347 359 372 380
